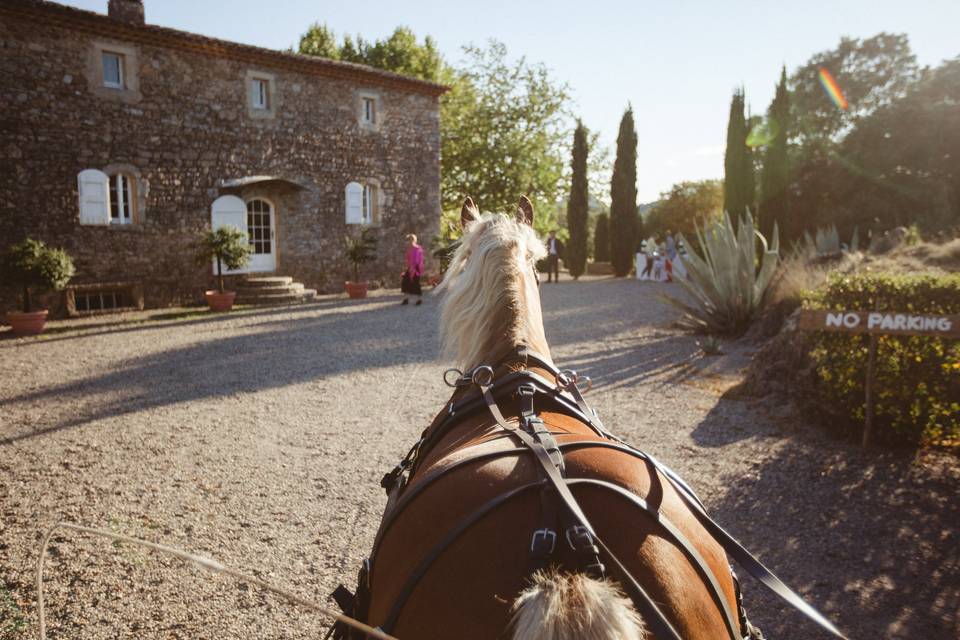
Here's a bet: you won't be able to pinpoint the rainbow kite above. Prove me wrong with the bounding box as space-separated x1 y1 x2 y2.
818 67 848 111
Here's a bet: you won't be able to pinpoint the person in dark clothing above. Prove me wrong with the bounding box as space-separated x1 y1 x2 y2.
545 231 564 283
640 235 658 279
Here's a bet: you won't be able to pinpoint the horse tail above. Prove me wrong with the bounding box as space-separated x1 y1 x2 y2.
509 570 647 640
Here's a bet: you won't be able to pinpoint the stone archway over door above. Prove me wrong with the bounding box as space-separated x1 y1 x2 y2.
210 195 276 274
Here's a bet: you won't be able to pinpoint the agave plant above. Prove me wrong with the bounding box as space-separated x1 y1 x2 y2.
665 211 779 335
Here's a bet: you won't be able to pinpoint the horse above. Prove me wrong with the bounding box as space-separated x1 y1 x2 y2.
330 196 844 640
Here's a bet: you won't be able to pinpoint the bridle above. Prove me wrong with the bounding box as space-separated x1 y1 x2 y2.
331 349 846 640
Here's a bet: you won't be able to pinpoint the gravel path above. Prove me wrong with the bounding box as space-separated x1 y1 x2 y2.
1 276 956 639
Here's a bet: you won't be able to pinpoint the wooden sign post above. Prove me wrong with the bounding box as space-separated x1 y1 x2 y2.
798 309 960 448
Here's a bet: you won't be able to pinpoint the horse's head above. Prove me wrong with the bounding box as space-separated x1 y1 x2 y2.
438 196 550 370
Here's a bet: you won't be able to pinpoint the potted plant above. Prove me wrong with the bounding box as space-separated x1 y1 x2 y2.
2 238 75 335
195 226 251 311
344 228 378 298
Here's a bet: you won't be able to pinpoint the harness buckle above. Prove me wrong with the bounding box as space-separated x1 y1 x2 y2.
517 383 536 398
530 528 557 555
565 524 594 550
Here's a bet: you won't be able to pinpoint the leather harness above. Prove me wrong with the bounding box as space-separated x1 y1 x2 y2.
331 349 846 640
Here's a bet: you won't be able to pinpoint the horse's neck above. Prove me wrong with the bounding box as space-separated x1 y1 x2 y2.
473 269 552 370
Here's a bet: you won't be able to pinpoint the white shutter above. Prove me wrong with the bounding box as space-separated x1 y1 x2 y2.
77 169 110 225
345 182 363 224
210 195 248 275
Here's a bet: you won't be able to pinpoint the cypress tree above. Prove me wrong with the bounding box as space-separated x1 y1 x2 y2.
723 89 755 218
566 121 589 279
594 213 610 262
610 107 638 277
759 66 790 241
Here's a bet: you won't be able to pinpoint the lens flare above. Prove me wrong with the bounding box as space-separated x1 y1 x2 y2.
818 67 848 111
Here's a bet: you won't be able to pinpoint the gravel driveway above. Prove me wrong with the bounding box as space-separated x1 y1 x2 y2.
1 276 956 639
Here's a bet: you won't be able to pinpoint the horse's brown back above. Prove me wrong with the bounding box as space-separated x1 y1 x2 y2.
368 393 739 639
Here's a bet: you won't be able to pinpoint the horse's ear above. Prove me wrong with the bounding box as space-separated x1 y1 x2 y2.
516 195 534 226
461 197 480 229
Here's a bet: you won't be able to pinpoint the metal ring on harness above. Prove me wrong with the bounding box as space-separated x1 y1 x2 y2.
471 365 495 388
557 369 593 394
443 368 465 388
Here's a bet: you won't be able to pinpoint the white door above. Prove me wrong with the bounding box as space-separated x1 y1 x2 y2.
210 195 247 275
245 199 276 272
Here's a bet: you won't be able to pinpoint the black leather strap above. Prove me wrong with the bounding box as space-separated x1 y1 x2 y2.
566 478 741 640
478 385 684 640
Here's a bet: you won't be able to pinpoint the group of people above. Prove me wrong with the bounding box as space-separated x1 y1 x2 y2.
638 230 677 280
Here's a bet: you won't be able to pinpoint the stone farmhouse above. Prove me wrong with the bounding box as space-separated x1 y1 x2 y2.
0 0 445 315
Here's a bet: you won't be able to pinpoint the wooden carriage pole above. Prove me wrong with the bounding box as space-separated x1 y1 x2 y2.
862 333 878 449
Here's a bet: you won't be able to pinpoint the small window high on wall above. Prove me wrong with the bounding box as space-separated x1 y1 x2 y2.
102 51 124 89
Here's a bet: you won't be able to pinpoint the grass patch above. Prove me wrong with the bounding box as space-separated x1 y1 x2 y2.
0 584 27 637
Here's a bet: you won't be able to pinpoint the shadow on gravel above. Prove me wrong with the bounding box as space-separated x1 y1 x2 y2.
712 439 959 639
0 297 364 348
561 337 703 390
1 298 437 446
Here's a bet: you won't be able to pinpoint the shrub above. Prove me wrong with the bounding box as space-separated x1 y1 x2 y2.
344 228 378 282
665 212 779 335
804 273 960 445
2 238 75 312
195 227 252 293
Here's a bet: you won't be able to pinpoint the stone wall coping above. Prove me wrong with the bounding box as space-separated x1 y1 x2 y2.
4 0 450 97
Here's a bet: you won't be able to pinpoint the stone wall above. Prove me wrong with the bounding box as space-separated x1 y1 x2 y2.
0 1 442 314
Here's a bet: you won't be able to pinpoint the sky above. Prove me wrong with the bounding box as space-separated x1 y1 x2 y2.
61 0 960 202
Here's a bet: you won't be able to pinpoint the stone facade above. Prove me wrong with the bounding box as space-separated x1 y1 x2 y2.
0 0 444 315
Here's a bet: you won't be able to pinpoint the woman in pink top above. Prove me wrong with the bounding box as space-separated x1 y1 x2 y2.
401 233 424 305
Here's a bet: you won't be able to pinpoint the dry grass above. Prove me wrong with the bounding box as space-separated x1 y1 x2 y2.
768 251 861 308
864 237 960 273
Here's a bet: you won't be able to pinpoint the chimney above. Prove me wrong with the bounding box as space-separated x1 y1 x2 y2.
108 0 144 26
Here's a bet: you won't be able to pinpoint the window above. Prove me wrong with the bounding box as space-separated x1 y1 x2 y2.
362 184 379 225
102 52 124 89
251 77 269 110
247 199 272 254
108 173 134 224
75 289 125 313
362 97 376 125
345 181 380 225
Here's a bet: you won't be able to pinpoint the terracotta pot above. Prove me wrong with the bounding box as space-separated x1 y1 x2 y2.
345 281 368 299
205 290 236 312
5 309 49 335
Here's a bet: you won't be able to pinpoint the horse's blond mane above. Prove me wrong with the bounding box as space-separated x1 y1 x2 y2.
438 212 548 371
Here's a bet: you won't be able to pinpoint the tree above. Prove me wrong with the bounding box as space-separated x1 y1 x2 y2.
758 66 791 241
723 89 755 218
610 107 638 277
594 213 610 262
645 180 723 241
297 23 341 60
298 24 446 83
790 33 919 144
2 238 74 313
440 42 571 234
195 227 252 293
566 121 589 278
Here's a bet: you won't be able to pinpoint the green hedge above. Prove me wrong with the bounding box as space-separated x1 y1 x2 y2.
803 273 960 445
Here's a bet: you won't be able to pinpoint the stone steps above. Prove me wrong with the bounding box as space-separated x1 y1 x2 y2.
235 276 315 306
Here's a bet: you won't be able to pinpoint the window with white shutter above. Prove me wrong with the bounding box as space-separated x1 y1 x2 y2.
345 182 363 225
77 169 110 225
210 195 249 275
